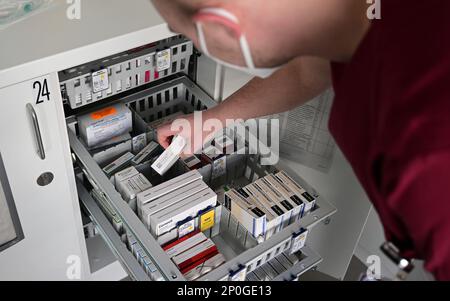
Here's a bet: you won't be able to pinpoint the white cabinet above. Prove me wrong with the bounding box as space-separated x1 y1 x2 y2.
0 73 88 280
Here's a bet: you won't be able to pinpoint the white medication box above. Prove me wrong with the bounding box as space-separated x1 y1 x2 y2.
131 141 159 166
172 239 217 270
152 135 186 175
242 186 285 234
250 182 291 229
264 174 305 219
183 155 202 169
225 189 266 238
117 174 153 211
255 178 301 223
78 103 132 148
237 187 278 239
275 171 316 213
102 152 134 177
150 188 217 236
141 180 208 227
136 170 202 215
183 253 225 281
114 166 139 188
163 231 208 258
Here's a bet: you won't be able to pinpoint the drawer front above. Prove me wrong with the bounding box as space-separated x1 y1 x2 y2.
0 73 88 280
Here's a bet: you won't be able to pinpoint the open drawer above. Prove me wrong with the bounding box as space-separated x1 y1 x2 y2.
67 76 336 281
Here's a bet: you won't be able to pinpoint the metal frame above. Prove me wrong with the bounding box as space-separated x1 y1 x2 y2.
197 200 335 281
60 36 194 109
272 246 322 281
76 178 151 281
0 152 24 253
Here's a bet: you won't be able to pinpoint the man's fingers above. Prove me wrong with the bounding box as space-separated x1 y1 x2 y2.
157 131 171 149
160 140 170 149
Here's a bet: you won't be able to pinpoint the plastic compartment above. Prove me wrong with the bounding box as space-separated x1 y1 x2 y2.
67 76 336 281
59 36 194 109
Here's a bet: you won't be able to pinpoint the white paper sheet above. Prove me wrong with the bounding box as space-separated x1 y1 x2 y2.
277 89 336 173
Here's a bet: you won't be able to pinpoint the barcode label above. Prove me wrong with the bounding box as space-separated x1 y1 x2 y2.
104 163 116 172
92 69 109 93
271 205 284 216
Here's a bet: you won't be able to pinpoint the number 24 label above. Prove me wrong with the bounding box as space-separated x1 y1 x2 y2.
33 78 51 105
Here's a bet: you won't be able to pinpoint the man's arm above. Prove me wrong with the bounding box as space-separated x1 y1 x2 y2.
157 56 331 150
204 56 332 123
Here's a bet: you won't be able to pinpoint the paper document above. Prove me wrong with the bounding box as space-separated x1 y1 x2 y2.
276 89 336 172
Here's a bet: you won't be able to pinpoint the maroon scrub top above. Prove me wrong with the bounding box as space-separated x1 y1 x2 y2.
329 0 450 280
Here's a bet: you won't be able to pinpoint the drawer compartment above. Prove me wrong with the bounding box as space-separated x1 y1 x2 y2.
68 76 336 281
60 36 194 109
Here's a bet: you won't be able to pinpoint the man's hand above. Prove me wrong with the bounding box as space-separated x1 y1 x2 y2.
156 57 331 155
156 113 221 156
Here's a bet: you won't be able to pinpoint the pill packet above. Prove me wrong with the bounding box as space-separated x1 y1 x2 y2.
0 0 55 30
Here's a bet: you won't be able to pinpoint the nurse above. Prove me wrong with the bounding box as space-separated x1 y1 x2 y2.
152 0 450 280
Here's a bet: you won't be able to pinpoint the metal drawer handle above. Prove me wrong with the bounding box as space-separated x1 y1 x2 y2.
26 103 46 160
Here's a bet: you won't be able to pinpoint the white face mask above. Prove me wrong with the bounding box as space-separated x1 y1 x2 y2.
195 8 280 79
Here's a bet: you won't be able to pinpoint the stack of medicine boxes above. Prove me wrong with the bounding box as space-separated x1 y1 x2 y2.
225 171 316 240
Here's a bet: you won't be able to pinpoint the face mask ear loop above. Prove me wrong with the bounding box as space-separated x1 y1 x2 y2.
239 34 256 69
196 22 211 56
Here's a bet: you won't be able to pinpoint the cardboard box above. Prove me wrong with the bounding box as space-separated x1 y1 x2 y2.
127 233 138 250
256 177 302 223
163 231 207 258
88 133 131 151
114 166 139 188
151 188 217 236
141 180 208 227
225 189 266 237
118 174 153 211
131 141 159 166
264 174 305 219
152 135 186 175
243 185 286 233
136 170 202 215
92 139 132 166
237 187 279 238
78 103 132 148
250 182 291 229
275 171 316 213
132 133 147 154
183 155 202 170
183 253 225 281
102 152 134 177
141 256 163 281
172 239 217 271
